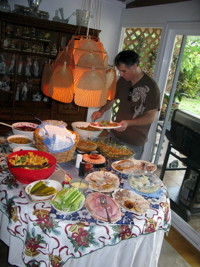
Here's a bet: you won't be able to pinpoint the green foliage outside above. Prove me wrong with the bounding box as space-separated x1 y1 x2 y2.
179 96 200 116
177 36 200 98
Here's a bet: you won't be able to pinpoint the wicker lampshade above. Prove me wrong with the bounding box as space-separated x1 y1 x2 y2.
41 35 116 107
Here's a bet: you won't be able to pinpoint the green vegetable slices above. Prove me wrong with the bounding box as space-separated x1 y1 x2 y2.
51 187 85 213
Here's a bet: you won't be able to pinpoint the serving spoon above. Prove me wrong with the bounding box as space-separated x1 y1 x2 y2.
0 122 13 128
10 163 51 169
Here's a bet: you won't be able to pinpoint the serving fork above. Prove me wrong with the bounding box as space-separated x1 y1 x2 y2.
100 195 112 223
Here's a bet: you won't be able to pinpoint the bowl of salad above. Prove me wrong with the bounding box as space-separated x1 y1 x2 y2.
7 150 56 184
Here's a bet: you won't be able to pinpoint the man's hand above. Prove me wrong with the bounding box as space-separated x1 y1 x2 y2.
114 120 128 132
91 111 103 121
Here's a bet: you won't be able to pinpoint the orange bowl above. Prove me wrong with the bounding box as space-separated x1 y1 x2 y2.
7 150 56 184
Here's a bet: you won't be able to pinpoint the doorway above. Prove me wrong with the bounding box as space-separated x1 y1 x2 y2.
152 22 200 250
119 22 200 250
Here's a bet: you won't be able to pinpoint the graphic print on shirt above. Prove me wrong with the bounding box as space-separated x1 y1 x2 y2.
130 86 150 118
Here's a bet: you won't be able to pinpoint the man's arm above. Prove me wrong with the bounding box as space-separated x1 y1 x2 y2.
115 109 158 132
91 100 115 121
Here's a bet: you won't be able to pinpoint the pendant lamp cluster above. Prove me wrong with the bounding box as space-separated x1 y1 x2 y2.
41 0 116 108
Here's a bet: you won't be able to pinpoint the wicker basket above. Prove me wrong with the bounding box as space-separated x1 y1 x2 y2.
34 127 79 163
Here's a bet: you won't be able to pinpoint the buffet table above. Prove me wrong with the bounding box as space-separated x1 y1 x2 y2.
0 153 171 267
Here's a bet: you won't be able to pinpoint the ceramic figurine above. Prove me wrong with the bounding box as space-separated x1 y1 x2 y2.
25 57 32 77
8 54 15 74
3 38 10 48
33 92 42 101
33 59 39 77
18 57 23 75
21 82 28 101
0 54 6 74
15 84 21 100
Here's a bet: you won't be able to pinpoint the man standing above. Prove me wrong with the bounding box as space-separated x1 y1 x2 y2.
91 50 160 159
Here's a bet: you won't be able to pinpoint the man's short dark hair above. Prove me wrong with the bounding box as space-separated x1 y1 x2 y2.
114 50 139 68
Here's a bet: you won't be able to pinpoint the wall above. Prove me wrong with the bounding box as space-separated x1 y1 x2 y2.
10 0 124 65
121 0 200 26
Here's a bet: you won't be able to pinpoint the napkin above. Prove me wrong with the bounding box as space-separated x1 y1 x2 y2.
123 180 162 198
38 124 76 153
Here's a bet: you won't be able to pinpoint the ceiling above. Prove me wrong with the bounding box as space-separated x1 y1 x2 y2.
117 0 191 8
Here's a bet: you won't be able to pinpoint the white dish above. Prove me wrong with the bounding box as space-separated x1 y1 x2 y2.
85 192 122 223
113 189 150 213
128 172 161 193
13 146 38 152
90 123 121 130
71 121 102 140
111 159 157 174
7 135 33 150
51 199 85 215
25 179 62 201
85 171 120 193
12 122 38 139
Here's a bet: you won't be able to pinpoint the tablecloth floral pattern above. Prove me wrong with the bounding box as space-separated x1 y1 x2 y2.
0 154 171 267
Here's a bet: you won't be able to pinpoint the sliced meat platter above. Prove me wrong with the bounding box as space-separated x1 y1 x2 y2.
85 192 122 223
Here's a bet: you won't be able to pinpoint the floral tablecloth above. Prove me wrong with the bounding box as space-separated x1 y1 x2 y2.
0 154 171 267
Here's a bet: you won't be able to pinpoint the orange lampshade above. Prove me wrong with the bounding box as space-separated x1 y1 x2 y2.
41 35 116 107
41 61 53 96
106 68 116 100
48 62 74 103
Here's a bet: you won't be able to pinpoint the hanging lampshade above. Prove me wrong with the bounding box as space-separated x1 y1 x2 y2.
47 62 74 103
41 0 117 107
41 61 53 96
106 68 116 101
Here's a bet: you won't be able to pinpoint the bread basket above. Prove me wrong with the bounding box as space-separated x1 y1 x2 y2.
34 120 79 163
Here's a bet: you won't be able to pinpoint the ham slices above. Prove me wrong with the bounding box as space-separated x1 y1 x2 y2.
85 192 122 223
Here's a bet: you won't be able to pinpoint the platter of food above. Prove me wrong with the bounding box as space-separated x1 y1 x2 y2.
82 153 106 165
90 120 121 130
85 192 122 223
25 179 62 201
51 187 85 215
96 140 134 160
111 159 157 174
85 171 120 193
113 189 150 213
128 172 161 193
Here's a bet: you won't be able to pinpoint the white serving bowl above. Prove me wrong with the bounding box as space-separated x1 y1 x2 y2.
7 135 33 150
13 146 37 152
12 122 38 139
25 179 62 201
71 121 102 140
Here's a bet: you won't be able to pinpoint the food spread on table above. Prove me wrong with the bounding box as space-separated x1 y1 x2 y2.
96 140 134 160
14 125 36 132
8 151 49 169
113 189 150 213
8 136 31 144
82 153 106 164
85 192 122 222
85 171 120 192
111 159 157 173
51 187 85 213
76 125 101 131
76 139 97 152
29 180 57 196
1 119 164 222
128 173 161 193
90 120 121 129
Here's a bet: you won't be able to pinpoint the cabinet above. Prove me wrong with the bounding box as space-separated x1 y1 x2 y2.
0 11 99 134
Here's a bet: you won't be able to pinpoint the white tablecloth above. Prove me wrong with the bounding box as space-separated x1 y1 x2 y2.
0 211 164 267
0 154 170 267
